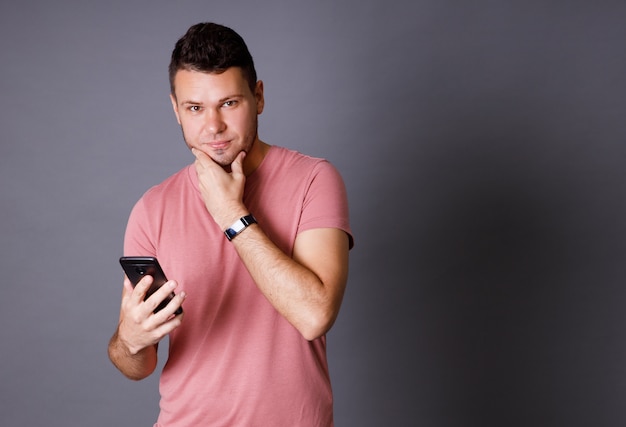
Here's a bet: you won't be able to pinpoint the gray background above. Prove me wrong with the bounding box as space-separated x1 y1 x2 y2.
1 1 625 426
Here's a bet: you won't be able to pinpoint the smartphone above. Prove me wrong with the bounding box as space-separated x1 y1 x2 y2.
119 256 182 315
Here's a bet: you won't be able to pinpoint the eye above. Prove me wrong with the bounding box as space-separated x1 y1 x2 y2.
222 100 238 108
187 105 202 113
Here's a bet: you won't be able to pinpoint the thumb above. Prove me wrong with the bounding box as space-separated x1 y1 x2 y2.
231 150 246 175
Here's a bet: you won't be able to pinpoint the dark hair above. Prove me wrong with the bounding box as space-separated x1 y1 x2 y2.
168 22 257 95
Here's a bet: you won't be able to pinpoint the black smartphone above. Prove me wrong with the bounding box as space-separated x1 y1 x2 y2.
119 256 182 315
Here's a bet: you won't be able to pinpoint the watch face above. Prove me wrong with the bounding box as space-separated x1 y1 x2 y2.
225 227 238 241
224 215 257 241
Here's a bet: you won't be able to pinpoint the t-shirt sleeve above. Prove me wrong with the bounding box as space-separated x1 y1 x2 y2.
123 196 158 257
298 160 354 249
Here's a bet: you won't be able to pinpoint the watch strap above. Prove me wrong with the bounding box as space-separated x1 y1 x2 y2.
224 214 257 241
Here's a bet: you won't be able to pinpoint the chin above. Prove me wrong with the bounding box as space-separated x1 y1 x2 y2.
211 152 237 168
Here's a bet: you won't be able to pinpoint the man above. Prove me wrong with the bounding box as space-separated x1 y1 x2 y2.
108 22 353 426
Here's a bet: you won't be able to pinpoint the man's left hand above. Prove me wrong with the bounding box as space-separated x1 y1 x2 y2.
192 148 249 229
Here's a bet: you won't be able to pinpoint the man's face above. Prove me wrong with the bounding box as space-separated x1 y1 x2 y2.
170 67 264 167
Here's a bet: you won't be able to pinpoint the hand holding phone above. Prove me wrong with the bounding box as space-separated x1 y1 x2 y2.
119 256 183 315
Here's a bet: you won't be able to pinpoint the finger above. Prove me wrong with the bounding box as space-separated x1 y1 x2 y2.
144 280 178 313
142 289 186 343
191 148 211 166
152 290 187 322
152 309 185 338
122 275 134 293
193 150 222 178
192 149 205 171
231 150 246 175
130 274 154 304
191 148 204 169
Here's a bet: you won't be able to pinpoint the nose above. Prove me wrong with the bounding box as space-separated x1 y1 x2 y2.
204 108 226 135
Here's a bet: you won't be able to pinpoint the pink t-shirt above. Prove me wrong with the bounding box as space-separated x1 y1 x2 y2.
124 146 352 426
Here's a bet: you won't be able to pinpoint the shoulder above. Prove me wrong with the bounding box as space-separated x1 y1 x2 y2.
140 165 194 204
264 146 340 179
129 165 195 222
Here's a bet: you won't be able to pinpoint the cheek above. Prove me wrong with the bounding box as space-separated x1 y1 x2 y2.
239 110 258 133
180 118 201 135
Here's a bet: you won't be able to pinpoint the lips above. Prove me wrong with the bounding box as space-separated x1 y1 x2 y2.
204 140 231 151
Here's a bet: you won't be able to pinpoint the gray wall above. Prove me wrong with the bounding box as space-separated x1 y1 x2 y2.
2 1 626 426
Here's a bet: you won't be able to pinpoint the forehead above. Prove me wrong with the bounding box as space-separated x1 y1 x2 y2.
173 67 250 100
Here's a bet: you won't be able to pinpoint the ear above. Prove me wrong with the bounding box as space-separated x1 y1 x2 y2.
170 93 181 125
254 80 265 115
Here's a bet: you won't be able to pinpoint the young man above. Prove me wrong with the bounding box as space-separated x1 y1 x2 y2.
108 22 353 426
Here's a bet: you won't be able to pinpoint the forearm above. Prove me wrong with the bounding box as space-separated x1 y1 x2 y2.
230 224 347 340
108 328 158 381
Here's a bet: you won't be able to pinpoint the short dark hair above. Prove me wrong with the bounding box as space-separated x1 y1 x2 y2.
168 22 257 95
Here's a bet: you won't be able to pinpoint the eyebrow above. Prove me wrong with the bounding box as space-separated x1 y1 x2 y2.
179 94 245 106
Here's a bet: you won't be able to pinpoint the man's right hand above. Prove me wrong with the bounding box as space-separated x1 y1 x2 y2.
117 274 186 355
108 274 186 380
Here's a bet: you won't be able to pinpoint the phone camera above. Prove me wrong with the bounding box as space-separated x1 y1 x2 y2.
136 267 147 275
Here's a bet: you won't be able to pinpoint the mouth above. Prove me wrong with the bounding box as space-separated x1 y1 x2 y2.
203 140 231 151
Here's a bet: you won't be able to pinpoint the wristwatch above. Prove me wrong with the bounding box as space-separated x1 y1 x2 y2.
224 214 257 241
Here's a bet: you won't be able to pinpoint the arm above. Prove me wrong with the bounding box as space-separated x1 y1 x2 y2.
192 148 350 340
231 224 349 340
108 275 186 380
